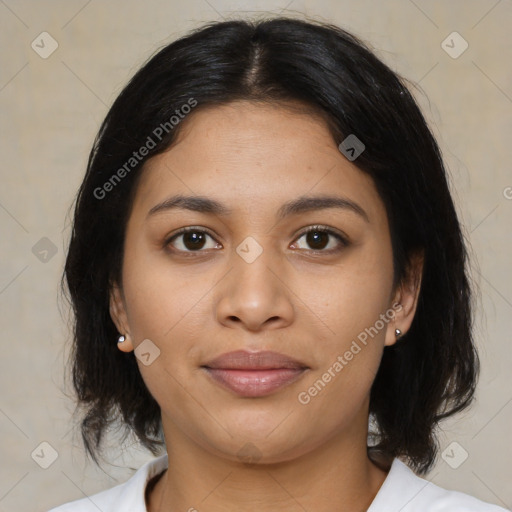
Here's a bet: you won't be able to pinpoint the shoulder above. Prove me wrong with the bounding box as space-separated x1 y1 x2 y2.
46 483 124 512
368 458 510 512
46 454 169 512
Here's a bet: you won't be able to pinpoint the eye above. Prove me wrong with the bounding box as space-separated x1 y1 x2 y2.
165 227 221 253
165 225 349 255
291 225 348 253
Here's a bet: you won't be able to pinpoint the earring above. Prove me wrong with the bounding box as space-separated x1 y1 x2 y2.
118 334 126 344
395 328 402 339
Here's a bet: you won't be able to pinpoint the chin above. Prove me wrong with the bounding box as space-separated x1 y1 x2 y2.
197 424 314 466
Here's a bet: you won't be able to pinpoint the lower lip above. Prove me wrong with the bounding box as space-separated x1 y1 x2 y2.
202 368 307 397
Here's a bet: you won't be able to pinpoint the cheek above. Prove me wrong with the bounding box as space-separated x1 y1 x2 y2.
293 237 394 397
118 249 216 415
120 255 209 417
298 239 394 342
294 282 392 433
121 235 214 342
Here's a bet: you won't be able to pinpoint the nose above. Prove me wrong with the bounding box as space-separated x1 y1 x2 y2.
215 246 295 332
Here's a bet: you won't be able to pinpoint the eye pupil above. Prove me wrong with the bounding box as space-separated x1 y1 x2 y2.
307 230 329 250
184 231 206 250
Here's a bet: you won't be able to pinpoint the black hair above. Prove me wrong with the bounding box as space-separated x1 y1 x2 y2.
61 16 478 475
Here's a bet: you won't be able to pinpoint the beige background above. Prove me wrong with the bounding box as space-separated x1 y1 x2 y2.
0 0 511 511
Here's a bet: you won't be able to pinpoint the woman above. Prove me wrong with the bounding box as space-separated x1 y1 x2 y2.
50 16 508 512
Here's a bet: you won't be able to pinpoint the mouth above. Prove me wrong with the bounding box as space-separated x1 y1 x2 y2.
201 350 309 398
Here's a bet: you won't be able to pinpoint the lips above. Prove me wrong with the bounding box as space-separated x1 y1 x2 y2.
201 350 309 397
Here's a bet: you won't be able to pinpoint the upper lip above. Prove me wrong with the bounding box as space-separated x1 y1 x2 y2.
202 350 308 370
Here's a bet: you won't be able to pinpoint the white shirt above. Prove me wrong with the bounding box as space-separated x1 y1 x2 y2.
48 454 509 511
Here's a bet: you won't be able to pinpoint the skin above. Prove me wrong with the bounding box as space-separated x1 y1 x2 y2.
109 100 423 512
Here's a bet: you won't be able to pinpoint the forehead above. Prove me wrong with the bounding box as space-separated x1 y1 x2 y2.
130 101 385 223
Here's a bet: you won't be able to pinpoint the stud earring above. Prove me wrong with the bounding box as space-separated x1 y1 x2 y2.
118 334 126 344
395 328 402 339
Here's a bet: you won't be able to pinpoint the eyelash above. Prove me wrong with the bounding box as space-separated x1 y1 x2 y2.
164 225 349 256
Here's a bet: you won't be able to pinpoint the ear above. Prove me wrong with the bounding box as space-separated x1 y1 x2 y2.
384 250 424 347
109 281 134 353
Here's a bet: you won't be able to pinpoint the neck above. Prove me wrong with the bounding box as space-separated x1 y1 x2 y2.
147 417 390 512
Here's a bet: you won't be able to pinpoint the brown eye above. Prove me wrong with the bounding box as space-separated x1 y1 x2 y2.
166 227 220 253
305 230 329 250
293 226 348 253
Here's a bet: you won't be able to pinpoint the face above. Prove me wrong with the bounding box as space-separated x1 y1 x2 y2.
110 100 421 464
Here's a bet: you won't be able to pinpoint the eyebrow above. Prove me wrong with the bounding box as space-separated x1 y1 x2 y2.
146 193 369 223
